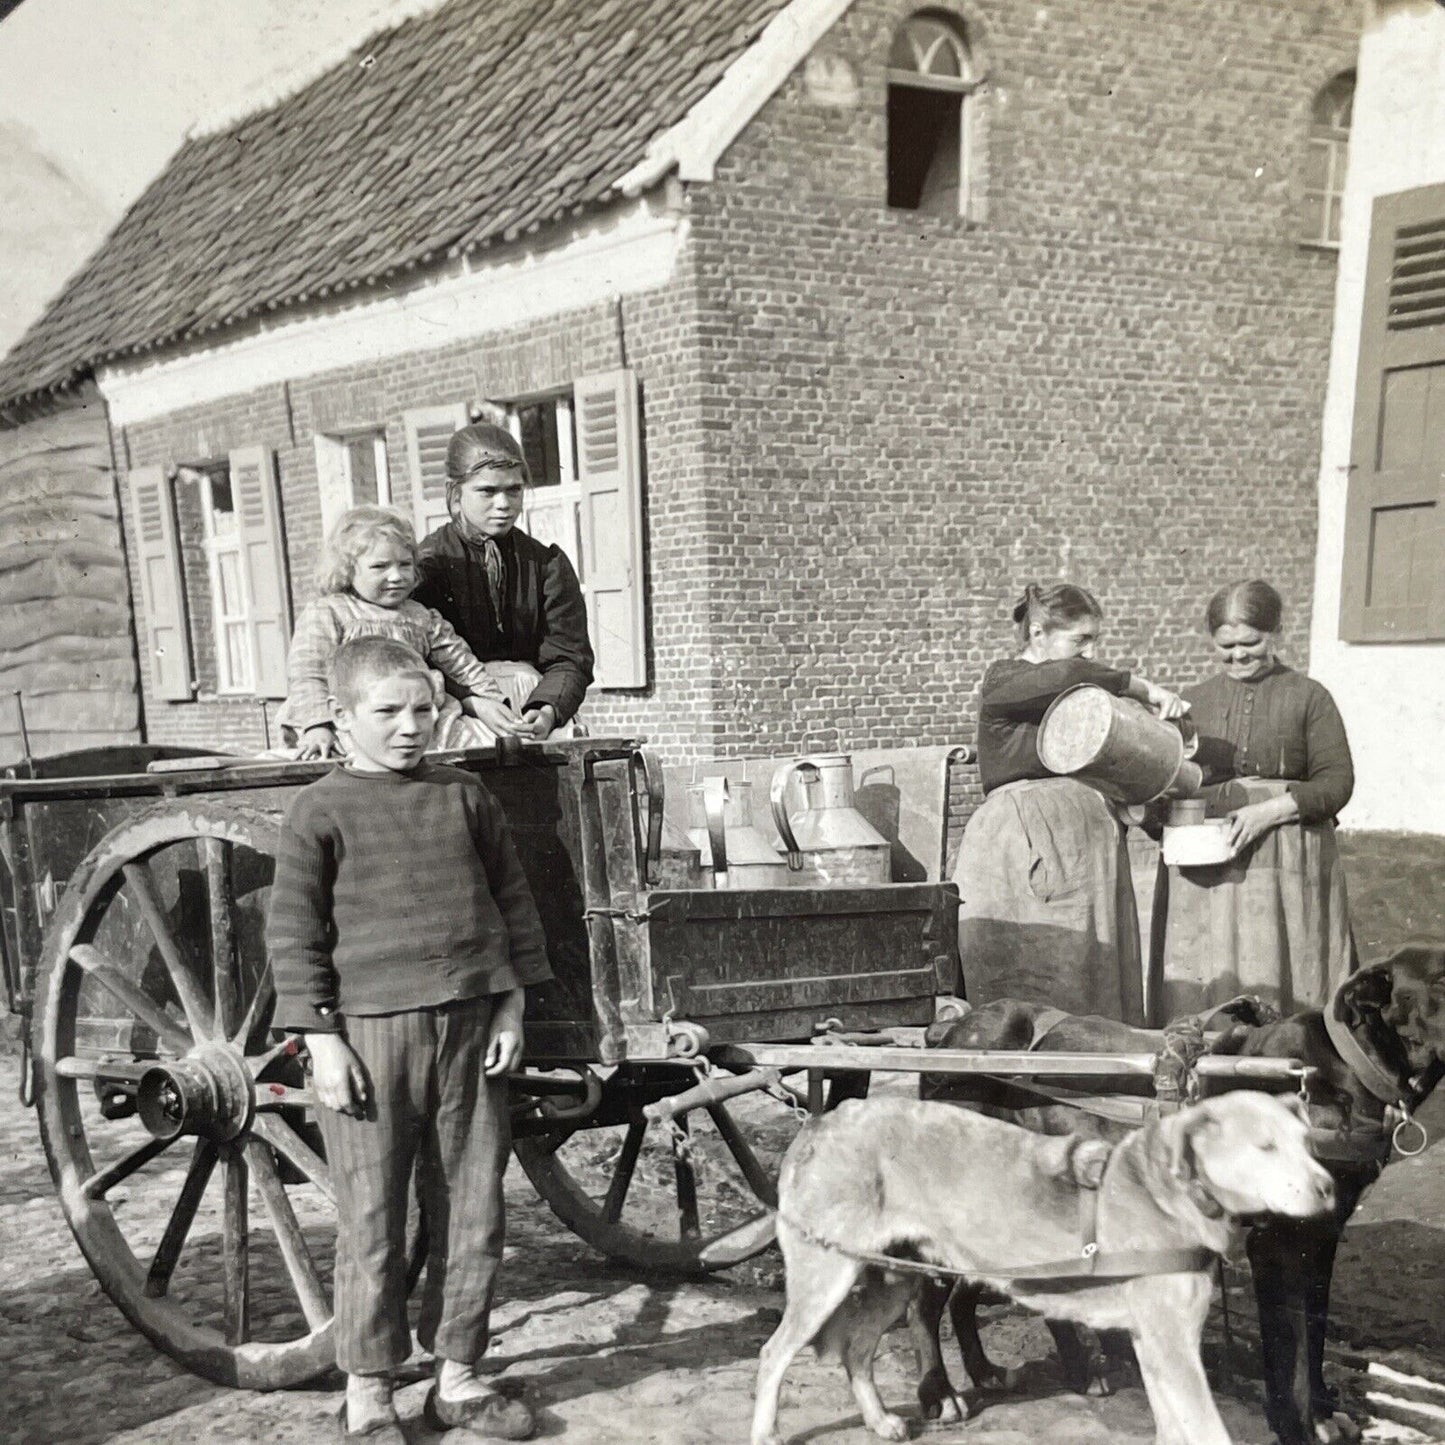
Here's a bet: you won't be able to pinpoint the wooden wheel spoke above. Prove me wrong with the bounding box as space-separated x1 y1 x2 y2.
696 1212 777 1268
201 838 240 1039
145 1141 217 1298
122 860 214 1040
222 1146 250 1346
246 1141 330 1329
706 1103 778 1209
601 1118 646 1224
247 1034 300 1078
232 969 275 1051
84 1135 174 1200
252 1113 334 1203
71 944 192 1056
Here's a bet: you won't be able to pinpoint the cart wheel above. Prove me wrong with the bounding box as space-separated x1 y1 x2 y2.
514 1063 867 1274
32 800 341 1388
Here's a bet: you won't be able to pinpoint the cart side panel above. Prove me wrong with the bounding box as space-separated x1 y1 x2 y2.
626 883 960 1042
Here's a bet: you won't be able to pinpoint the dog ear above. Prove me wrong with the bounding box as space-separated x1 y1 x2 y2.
1334 965 1393 1030
1276 1092 1311 1125
1167 1110 1218 1183
1068 1139 1112 1190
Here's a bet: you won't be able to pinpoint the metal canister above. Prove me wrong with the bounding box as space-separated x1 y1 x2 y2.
769 754 892 886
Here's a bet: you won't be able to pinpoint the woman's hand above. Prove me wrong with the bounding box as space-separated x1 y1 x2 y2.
1225 795 1297 856
465 696 532 738
297 724 342 760
1144 683 1191 721
485 988 526 1076
520 704 557 740
304 1032 368 1117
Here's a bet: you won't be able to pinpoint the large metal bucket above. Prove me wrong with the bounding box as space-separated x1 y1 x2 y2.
1037 685 1197 805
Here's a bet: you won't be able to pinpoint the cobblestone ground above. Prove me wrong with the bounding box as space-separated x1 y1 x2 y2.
2 834 1441 1445
3 1058 1444 1445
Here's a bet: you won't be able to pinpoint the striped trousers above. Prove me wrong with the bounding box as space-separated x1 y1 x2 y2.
315 998 510 1375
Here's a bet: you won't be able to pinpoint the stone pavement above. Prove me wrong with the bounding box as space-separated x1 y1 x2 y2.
3 1056 1443 1444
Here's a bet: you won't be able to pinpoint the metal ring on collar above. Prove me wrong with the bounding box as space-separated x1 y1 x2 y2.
1392 1113 1429 1157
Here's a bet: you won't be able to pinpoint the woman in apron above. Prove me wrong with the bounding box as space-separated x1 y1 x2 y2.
1154 580 1355 1017
413 423 594 740
956 583 1188 1024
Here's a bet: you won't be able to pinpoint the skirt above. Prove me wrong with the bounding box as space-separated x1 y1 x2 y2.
954 777 1144 1024
1150 780 1355 1021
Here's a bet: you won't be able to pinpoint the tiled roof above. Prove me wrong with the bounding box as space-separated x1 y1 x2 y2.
0 0 792 418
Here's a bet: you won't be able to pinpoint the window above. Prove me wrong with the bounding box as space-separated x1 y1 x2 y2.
127 447 291 703
315 428 391 535
1340 181 1445 641
200 465 252 693
887 12 977 218
1301 71 1353 249
402 371 647 687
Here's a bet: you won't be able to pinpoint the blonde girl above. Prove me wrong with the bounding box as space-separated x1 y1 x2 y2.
278 506 509 759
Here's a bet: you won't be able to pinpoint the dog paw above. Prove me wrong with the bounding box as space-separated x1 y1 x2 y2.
932 1392 970 1424
1313 1413 1363 1445
867 1411 910 1442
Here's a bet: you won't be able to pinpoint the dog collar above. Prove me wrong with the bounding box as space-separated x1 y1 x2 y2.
1322 979 1408 1109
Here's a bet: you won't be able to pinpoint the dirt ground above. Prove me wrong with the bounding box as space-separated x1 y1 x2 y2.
0 831 1443 1445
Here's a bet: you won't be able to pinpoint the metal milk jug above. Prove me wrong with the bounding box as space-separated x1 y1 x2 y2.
687 776 794 890
770 754 892 887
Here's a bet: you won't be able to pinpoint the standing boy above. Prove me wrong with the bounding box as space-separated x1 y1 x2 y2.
267 636 548 1441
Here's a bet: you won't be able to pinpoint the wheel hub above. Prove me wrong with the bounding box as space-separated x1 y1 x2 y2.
137 1042 255 1142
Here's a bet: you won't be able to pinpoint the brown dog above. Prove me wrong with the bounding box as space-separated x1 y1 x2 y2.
925 943 1445 1445
751 1091 1333 1445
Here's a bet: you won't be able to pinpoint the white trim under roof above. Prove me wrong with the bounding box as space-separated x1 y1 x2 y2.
98 198 683 427
615 0 857 191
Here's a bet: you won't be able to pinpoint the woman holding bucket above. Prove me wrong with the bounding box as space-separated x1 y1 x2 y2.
955 583 1188 1024
1153 580 1355 1017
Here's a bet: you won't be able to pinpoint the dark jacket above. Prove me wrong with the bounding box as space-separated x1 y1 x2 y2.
414 523 594 723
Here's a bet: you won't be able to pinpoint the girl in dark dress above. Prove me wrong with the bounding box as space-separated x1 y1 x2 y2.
413 424 593 739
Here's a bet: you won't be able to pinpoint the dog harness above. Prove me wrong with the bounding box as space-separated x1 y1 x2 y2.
774 1147 1217 1291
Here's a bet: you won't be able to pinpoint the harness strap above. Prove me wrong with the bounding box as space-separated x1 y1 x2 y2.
988 1075 1157 1128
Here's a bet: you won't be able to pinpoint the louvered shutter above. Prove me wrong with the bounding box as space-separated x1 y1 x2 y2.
574 369 646 688
404 403 468 541
128 466 192 701
229 446 292 697
1342 182 1445 641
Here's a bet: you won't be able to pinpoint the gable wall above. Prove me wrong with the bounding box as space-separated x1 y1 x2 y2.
687 0 1359 774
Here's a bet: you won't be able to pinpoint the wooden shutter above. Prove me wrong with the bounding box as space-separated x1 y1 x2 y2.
404 403 468 540
574 368 646 688
1342 182 1445 642
128 466 192 700
229 446 292 697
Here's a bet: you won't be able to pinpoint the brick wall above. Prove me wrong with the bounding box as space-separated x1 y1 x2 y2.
685 0 1359 761
113 0 1358 779
114 250 723 758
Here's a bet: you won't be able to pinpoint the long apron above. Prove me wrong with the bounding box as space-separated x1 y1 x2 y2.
954 776 1144 1024
1151 778 1354 1022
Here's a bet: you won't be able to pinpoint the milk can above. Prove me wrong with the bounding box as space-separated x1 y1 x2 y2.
769 754 892 887
1036 685 1200 806
687 776 794 890
627 749 707 888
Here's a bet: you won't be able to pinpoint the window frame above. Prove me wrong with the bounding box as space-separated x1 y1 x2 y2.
197 464 256 696
885 11 982 223
315 427 392 537
1300 71 1354 252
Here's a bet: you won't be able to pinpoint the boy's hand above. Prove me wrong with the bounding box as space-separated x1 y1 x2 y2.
485 988 526 1076
305 1032 368 1116
465 696 532 738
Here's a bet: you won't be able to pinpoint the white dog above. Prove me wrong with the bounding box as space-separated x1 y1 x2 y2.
752 1091 1334 1445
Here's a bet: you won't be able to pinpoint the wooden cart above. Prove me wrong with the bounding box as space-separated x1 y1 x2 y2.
0 738 1307 1390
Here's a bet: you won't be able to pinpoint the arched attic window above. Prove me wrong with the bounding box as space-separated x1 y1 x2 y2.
1300 70 1353 248
887 11 977 217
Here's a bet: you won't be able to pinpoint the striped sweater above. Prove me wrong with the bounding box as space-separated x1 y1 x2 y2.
267 762 551 1033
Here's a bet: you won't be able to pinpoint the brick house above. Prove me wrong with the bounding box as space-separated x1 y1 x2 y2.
0 0 1359 773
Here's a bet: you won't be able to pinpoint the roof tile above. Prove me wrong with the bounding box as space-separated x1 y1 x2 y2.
0 0 792 417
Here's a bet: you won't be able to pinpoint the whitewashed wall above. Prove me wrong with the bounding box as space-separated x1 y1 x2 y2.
1310 0 1445 833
